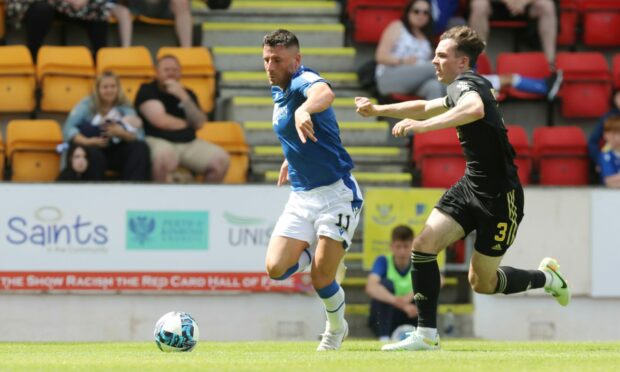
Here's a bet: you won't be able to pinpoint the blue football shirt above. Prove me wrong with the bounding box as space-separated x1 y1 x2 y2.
270 66 354 191
599 148 620 181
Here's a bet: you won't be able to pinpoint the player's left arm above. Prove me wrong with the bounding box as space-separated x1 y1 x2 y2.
392 91 484 137
295 82 335 143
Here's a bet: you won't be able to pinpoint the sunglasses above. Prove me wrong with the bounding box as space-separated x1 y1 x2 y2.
411 8 430 15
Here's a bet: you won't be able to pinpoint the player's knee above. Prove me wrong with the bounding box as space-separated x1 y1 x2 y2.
411 234 436 254
468 273 495 294
310 268 333 289
265 260 288 279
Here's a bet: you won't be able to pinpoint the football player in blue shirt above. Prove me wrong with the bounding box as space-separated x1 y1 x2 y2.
262 29 363 351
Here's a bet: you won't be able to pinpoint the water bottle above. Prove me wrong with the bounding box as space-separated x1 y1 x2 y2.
443 309 455 336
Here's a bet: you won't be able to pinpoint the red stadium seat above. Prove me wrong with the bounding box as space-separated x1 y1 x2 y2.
556 52 612 118
346 0 407 20
612 53 620 89
496 52 550 100
476 53 493 75
352 5 403 44
506 125 532 185
557 0 579 46
413 128 464 188
532 126 589 186
580 1 620 47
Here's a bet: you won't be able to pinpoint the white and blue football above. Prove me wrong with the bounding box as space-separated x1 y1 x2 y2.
154 311 199 352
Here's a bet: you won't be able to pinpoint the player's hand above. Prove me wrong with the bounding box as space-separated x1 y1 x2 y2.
294 109 317 143
355 96 378 117
392 119 417 137
164 79 190 102
277 159 289 186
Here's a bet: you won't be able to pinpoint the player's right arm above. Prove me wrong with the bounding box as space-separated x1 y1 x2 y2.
355 96 448 120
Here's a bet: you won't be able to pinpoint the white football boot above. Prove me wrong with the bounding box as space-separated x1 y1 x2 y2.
316 320 348 351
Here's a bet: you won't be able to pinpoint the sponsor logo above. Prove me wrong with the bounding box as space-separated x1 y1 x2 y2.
224 212 274 248
371 204 396 225
126 211 209 250
4 206 108 251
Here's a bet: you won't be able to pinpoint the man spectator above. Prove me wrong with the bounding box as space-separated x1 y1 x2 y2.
468 0 557 65
366 225 418 342
135 55 229 183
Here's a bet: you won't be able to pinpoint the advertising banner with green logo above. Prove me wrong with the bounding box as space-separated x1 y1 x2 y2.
126 211 209 250
362 188 446 270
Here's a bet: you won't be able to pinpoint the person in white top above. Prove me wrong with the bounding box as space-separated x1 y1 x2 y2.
375 0 445 99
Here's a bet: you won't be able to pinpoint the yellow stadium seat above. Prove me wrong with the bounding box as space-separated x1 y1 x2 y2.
137 14 175 27
157 47 216 113
6 120 63 181
0 45 36 112
37 46 95 113
97 46 155 102
0 130 5 179
196 121 250 184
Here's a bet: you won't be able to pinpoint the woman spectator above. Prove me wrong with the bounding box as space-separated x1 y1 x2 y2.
375 0 445 99
63 71 151 181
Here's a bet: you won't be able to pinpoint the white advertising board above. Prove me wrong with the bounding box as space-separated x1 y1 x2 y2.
0 184 311 292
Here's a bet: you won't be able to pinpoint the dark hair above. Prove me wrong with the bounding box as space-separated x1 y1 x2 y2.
57 144 91 181
391 225 414 242
604 115 620 132
401 0 434 42
440 25 486 68
262 29 300 49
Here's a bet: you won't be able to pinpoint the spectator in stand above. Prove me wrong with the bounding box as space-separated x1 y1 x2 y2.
135 55 229 183
589 89 620 177
63 71 151 181
375 0 446 99
126 0 193 47
7 0 110 61
366 225 418 342
468 0 558 65
598 116 620 188
107 1 133 47
57 144 97 181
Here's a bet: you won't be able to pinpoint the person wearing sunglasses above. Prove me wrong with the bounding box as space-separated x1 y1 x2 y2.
375 0 446 100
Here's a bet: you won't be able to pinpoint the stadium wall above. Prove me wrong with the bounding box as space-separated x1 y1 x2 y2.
0 185 616 341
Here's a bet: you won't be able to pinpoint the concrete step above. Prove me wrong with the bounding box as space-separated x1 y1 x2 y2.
221 71 360 89
226 96 376 122
213 47 356 72
262 170 412 187
202 22 345 47
242 121 391 146
194 0 340 24
252 145 408 164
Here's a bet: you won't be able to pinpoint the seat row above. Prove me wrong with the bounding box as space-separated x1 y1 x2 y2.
0 120 248 183
0 45 216 115
413 125 590 187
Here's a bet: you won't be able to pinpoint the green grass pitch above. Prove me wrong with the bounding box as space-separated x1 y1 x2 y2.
0 340 618 371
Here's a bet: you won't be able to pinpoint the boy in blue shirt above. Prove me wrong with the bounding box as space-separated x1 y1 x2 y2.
599 116 620 188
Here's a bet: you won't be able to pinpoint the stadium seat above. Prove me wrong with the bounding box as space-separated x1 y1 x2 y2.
555 52 612 118
351 4 404 44
346 0 407 20
36 46 95 113
496 52 550 100
96 46 155 102
156 47 216 113
6 119 63 181
0 45 37 113
413 128 464 188
506 125 532 185
195 121 250 184
580 1 620 47
476 53 507 101
532 126 589 186
612 54 620 89
557 0 579 46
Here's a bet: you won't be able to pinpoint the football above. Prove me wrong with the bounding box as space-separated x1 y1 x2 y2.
154 311 200 352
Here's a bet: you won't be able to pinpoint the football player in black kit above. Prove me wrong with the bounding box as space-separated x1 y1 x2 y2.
355 26 570 351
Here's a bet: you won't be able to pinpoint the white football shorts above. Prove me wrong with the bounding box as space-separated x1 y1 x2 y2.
271 174 364 250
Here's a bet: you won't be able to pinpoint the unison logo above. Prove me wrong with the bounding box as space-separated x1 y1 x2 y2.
224 212 274 247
